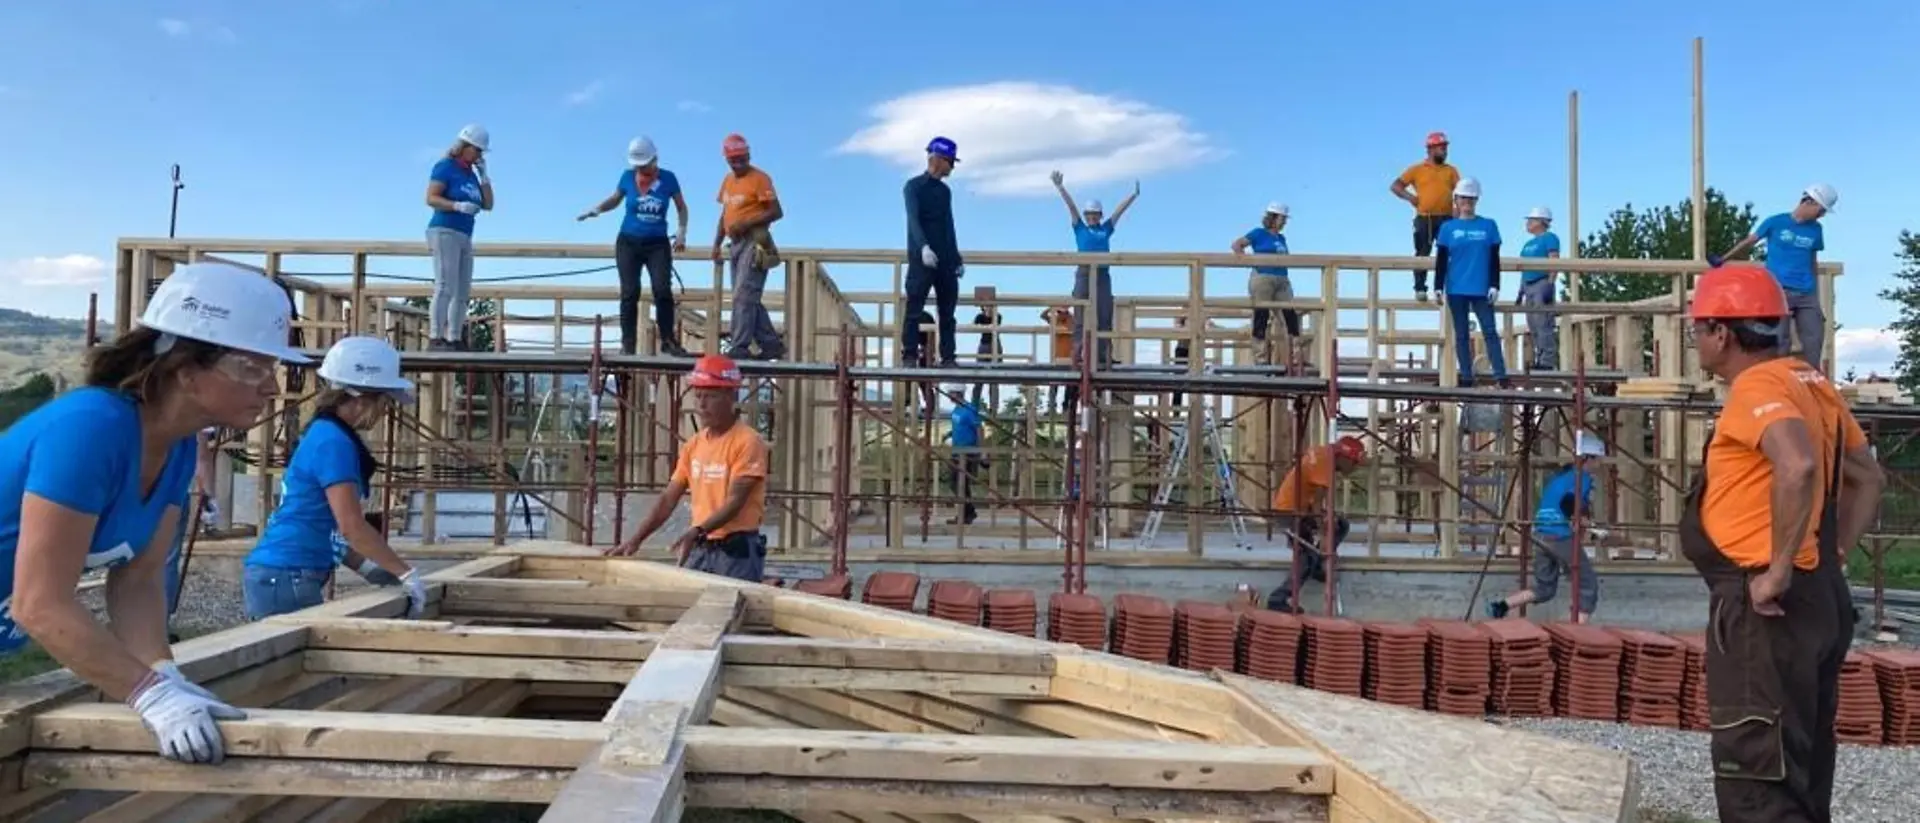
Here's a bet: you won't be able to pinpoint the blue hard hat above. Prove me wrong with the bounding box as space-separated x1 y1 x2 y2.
926 136 959 161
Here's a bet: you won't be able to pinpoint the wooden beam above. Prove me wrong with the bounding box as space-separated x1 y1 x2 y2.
685 775 1328 821
300 619 1054 674
297 650 1048 695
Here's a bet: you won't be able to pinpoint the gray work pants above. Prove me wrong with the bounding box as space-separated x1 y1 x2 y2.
426 227 473 343
728 237 783 356
1520 277 1558 368
1072 265 1114 367
1531 533 1598 614
1779 289 1826 369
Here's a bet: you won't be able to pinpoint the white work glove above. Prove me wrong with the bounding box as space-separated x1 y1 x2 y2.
128 674 246 764
400 568 428 618
151 660 222 704
1588 527 1611 542
1488 288 1499 303
920 245 938 268
453 201 480 215
473 160 489 183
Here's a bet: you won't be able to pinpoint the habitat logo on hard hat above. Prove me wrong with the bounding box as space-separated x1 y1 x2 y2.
178 296 231 321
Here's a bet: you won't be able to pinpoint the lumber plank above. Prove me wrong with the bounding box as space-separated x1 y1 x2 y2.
20 754 566 803
724 667 1046 696
1215 671 1641 823
683 775 1328 820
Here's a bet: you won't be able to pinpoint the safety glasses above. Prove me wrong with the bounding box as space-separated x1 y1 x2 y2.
212 353 279 387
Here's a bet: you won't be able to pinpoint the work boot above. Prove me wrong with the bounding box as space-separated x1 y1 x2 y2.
660 340 691 358
1415 289 1430 304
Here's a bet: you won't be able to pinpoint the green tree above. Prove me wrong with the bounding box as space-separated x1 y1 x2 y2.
1574 188 1763 368
0 372 58 431
1878 230 1920 394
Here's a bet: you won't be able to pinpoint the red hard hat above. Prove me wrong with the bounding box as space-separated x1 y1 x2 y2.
689 354 742 389
1688 264 1788 321
1425 131 1449 147
722 133 750 158
1334 436 1365 462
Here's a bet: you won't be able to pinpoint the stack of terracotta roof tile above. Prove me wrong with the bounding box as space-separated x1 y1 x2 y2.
1546 623 1623 722
1867 649 1920 746
1362 622 1431 709
1236 609 1303 683
1110 593 1175 664
1302 616 1366 697
1419 619 1491 716
1837 651 1885 745
1047 592 1107 651
983 588 1037 637
792 574 851 599
1479 619 1555 717
1672 632 1709 731
860 571 920 612
927 579 983 626
1606 629 1684 728
1172 600 1239 672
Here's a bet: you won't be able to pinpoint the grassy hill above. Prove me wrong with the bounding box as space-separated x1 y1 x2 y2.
0 308 106 390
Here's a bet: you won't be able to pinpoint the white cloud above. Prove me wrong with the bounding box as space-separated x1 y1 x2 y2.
836 81 1219 197
157 18 235 43
1835 327 1900 379
563 81 605 107
676 100 712 114
3 255 108 288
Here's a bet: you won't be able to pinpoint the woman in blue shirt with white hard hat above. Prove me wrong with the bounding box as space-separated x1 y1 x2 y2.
0 261 309 765
424 123 493 352
244 335 426 620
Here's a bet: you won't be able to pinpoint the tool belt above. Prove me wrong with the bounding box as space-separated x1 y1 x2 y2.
745 225 781 270
699 530 766 559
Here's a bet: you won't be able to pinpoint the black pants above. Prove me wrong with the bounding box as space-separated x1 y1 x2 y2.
1412 214 1449 293
1266 514 1347 611
949 452 984 522
903 264 959 363
615 233 674 355
1171 343 1190 407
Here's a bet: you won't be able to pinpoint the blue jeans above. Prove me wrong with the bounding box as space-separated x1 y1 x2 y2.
242 564 332 621
686 533 767 582
1446 295 1507 384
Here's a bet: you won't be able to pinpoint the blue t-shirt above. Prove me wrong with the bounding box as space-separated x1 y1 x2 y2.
1754 212 1824 293
1520 231 1561 284
617 168 680 239
1242 228 1289 278
1534 465 1595 540
1073 219 1116 253
1437 216 1502 296
426 158 484 235
249 417 368 570
951 403 982 449
0 388 197 654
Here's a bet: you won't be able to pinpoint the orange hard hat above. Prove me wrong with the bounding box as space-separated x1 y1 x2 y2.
1688 264 1788 321
1425 131 1449 147
689 354 743 389
722 133 750 158
1334 436 1365 462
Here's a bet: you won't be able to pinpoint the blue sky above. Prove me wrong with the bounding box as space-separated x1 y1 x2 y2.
1 0 1915 374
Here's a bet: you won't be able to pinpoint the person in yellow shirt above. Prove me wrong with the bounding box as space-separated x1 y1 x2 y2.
607 354 770 581
1040 304 1076 414
1388 131 1461 303
1681 264 1883 821
1266 436 1365 612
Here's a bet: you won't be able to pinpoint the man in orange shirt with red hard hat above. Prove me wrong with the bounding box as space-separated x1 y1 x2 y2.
1266 435 1366 612
607 354 771 581
1681 263 1882 821
1388 131 1461 304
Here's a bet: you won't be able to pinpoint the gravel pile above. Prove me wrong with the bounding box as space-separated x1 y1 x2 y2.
76 563 388 639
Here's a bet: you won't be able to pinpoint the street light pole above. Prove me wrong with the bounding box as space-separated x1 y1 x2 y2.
168 164 184 238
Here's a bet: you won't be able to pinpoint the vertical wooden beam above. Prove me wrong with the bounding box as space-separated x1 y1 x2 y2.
1691 37 1707 262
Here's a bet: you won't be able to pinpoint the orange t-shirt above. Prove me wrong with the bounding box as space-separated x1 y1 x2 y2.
1397 161 1460 216
1701 358 1867 570
717 168 778 230
671 421 770 539
1273 445 1335 514
1046 308 1074 360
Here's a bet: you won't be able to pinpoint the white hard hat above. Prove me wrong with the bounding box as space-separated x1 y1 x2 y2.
941 381 967 398
456 123 490 152
627 136 658 168
1453 177 1481 199
1265 201 1290 216
318 335 415 401
1527 206 1553 221
1084 199 1104 213
1801 183 1838 212
139 263 310 363
1575 429 1606 457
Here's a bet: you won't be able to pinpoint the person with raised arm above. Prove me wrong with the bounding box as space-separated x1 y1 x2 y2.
1050 171 1139 369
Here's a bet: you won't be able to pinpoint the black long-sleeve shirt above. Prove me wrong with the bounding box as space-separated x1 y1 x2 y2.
1433 243 1501 295
904 173 961 271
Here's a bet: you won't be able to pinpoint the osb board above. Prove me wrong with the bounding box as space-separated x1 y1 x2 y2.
1217 673 1638 823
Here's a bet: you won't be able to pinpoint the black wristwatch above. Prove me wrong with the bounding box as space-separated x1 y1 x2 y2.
689 525 710 540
